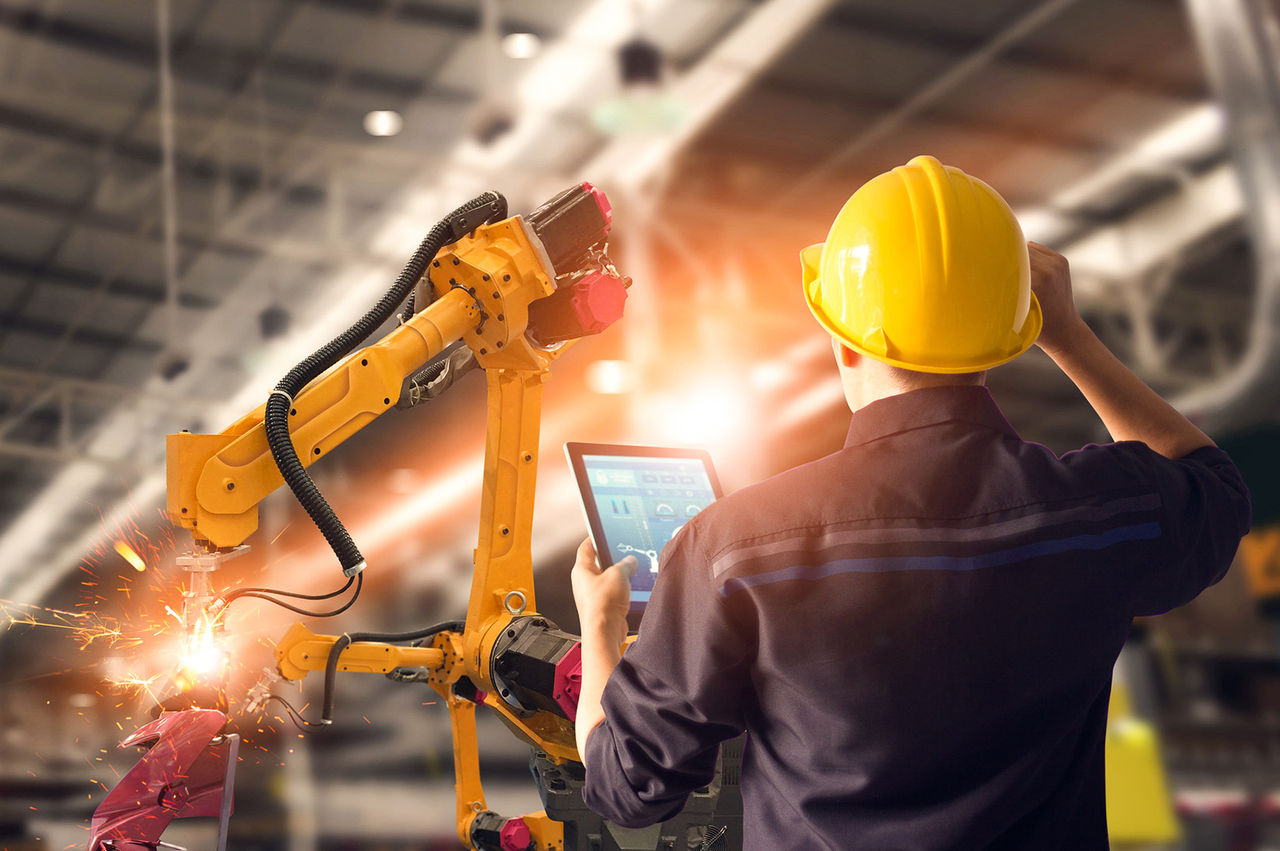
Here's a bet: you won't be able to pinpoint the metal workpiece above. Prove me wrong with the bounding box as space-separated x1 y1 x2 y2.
88 709 239 851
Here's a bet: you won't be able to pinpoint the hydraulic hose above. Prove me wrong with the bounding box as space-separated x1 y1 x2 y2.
321 621 465 723
263 191 507 577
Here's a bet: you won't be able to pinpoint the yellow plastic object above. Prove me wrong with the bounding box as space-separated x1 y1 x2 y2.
1239 526 1280 599
801 154 1042 373
1105 682 1180 844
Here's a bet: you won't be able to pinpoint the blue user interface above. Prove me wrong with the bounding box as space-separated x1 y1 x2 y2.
583 454 717 604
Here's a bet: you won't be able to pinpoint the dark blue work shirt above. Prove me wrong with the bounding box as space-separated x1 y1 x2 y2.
583 385 1251 850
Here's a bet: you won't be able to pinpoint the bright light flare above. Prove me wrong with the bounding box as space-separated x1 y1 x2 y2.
114 540 147 572
179 608 229 678
649 378 749 447
181 642 228 677
586 359 636 395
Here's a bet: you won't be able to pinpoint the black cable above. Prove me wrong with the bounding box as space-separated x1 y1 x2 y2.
228 573 362 618
263 694 328 731
321 620 464 723
222 575 354 604
263 191 508 577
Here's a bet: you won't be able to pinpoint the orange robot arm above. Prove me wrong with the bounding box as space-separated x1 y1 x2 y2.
167 184 627 850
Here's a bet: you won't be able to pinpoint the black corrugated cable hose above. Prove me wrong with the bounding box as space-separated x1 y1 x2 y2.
263 192 507 577
321 621 465 723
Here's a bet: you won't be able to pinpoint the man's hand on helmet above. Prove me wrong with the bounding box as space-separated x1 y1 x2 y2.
1028 242 1087 357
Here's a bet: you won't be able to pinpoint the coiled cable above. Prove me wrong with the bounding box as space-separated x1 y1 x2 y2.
263 191 507 577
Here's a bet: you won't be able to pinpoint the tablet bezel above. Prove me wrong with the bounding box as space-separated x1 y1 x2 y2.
565 442 724 616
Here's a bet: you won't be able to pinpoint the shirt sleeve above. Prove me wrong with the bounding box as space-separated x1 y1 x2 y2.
1096 443 1252 617
581 520 753 828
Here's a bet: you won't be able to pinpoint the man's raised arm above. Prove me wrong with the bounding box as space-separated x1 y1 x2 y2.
1029 242 1215 459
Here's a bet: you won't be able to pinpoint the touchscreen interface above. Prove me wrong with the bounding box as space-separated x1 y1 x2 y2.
581 453 717 605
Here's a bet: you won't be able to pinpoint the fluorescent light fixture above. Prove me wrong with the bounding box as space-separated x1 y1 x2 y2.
363 109 404 137
502 32 542 59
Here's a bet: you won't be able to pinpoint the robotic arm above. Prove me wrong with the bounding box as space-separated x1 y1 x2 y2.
166 183 621 554
94 184 628 851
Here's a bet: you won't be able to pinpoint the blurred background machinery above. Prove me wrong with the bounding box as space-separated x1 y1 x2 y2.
1 0 1280 848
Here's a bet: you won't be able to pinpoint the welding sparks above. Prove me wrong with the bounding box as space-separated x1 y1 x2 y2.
102 671 167 704
113 540 147 572
0 599 134 649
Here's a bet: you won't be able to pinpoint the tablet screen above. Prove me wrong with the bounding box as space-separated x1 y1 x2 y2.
566 443 722 612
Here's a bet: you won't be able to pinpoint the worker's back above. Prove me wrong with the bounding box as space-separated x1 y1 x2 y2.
573 157 1251 849
584 385 1249 849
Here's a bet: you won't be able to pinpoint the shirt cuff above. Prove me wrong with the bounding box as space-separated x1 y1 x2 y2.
582 718 687 829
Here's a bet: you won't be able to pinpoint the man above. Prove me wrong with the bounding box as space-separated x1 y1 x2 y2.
570 155 1251 848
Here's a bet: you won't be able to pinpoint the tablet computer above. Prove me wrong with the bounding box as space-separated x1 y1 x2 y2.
565 442 723 616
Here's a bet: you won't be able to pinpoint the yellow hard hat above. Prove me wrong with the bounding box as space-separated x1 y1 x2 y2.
801 155 1041 374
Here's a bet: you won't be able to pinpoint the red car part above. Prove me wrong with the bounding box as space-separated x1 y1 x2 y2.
88 709 238 851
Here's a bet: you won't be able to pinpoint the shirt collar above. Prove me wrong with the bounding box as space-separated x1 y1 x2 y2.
843 385 1018 449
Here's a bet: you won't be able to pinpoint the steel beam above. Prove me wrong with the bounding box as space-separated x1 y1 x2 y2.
0 314 163 354
1179 0 1280 427
0 183 383 267
0 250 214 309
828 5 1205 103
748 78 1113 155
0 5 475 102
309 0 543 37
773 0 1084 208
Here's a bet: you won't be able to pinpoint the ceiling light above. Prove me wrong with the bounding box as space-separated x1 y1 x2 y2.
363 109 404 137
502 32 541 59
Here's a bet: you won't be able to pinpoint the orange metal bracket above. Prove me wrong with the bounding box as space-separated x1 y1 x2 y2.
273 622 448 681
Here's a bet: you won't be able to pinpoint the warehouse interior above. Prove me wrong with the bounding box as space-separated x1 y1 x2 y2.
2 0 1280 848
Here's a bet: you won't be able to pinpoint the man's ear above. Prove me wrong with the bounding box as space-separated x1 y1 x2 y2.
839 343 859 368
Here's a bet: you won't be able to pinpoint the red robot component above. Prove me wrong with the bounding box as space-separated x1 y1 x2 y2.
553 642 584 721
500 816 535 851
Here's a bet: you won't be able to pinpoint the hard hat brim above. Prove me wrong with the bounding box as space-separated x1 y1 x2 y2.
805 286 1043 374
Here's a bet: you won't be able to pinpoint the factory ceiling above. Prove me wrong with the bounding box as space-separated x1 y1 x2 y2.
0 0 1266 616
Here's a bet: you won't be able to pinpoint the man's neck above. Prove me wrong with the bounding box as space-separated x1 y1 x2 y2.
841 373 986 415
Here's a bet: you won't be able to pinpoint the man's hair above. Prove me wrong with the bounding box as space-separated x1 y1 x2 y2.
885 365 986 389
